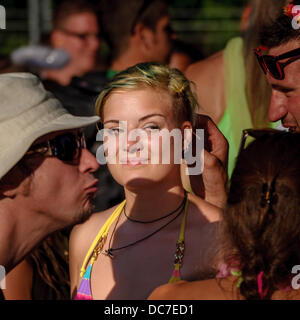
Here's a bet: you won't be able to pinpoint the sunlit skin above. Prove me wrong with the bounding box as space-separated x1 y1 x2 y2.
266 40 300 132
69 88 221 300
102 88 191 194
26 129 100 225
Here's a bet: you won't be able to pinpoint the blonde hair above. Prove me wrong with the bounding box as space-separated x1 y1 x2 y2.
95 63 198 125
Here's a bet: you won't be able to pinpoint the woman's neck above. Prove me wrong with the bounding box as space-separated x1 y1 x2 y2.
123 184 186 222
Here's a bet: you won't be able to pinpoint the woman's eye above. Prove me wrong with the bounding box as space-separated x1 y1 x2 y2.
144 124 160 131
105 128 123 135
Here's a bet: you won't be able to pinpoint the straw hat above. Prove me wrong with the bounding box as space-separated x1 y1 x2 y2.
0 73 99 179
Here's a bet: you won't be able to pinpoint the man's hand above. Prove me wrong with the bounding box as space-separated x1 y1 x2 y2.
188 114 228 209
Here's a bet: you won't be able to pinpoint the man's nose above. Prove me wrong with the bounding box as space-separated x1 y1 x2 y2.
268 90 288 123
78 148 99 173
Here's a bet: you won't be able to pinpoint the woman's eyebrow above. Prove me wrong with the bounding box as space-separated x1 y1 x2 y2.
103 114 166 125
103 120 120 125
138 114 166 122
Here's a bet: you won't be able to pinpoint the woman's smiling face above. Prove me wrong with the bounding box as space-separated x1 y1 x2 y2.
101 87 191 191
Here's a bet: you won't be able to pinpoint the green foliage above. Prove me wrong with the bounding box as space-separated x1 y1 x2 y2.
170 0 245 56
171 0 245 8
0 4 28 56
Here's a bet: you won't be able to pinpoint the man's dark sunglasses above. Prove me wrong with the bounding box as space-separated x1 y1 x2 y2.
27 131 86 162
255 46 300 80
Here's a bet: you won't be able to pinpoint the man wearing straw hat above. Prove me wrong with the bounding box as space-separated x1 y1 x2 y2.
0 73 100 297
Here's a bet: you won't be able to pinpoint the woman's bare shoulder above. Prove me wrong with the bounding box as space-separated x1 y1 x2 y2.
148 278 231 300
188 193 222 223
69 203 122 293
69 203 121 268
70 204 119 247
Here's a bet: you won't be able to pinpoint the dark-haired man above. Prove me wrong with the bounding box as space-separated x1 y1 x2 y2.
257 5 300 132
0 73 99 298
98 0 173 78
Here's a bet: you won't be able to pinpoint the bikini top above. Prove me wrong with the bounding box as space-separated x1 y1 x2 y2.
74 198 189 300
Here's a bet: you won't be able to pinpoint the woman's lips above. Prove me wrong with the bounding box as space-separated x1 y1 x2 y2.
120 158 148 166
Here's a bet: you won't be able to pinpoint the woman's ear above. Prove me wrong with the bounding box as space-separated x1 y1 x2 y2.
181 121 193 153
181 121 193 131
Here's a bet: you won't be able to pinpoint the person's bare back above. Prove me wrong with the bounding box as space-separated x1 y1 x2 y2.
185 51 226 124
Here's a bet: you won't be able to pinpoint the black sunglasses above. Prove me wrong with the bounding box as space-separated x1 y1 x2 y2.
255 46 300 80
26 131 86 162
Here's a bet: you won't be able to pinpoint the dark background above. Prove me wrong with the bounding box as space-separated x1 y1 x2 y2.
0 0 246 61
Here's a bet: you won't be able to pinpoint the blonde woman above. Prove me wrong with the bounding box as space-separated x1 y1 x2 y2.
69 63 222 300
